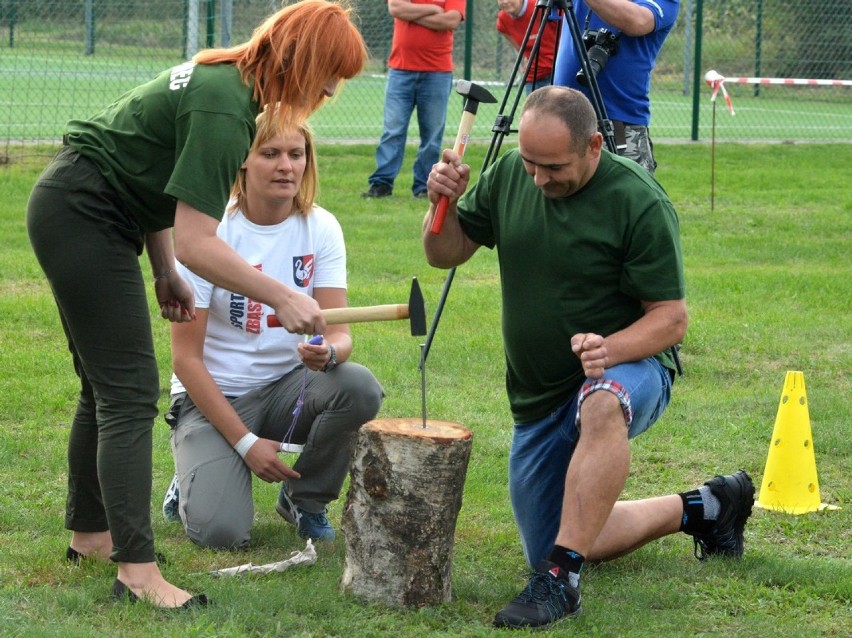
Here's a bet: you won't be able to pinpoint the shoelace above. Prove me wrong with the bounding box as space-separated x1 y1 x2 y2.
517 571 566 604
693 537 710 560
692 523 741 559
302 511 330 526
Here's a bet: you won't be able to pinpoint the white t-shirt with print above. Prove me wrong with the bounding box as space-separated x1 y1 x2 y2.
170 205 346 397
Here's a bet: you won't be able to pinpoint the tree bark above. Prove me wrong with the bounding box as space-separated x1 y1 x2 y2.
340 418 473 607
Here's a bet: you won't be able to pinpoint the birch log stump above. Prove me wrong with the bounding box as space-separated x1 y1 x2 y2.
340 418 473 607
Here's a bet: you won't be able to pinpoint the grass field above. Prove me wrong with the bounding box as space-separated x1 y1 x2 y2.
0 142 850 637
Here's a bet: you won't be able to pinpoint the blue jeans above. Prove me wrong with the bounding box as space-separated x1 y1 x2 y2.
524 75 552 95
509 358 673 566
369 68 453 195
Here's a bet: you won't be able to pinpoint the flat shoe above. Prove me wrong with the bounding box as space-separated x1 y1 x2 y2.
67 546 168 565
110 579 209 609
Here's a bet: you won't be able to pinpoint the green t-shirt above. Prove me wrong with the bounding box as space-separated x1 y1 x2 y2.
66 62 259 232
457 150 685 423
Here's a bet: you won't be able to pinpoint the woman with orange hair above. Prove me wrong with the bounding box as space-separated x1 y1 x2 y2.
26 0 366 610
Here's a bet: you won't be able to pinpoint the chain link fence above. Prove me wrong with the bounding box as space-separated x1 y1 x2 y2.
2 0 850 160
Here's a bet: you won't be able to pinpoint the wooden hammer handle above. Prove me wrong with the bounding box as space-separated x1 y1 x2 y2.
267 304 410 328
430 110 476 235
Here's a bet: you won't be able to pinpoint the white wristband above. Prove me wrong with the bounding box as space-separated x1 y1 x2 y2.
234 432 259 459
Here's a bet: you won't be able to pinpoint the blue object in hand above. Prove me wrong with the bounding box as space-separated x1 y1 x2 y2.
308 335 323 345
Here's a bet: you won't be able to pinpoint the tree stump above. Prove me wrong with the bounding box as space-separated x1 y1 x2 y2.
340 418 473 607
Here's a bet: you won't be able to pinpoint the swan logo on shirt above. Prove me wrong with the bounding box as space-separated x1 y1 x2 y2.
293 255 314 288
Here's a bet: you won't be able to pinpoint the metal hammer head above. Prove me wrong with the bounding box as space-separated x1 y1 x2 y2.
408 277 427 336
455 80 497 115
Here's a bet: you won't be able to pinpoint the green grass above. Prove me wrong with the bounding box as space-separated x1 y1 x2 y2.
0 142 850 637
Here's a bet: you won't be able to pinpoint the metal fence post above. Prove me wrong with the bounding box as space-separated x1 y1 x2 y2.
186 0 200 58
84 0 95 56
8 0 16 48
206 0 215 48
220 0 233 47
690 0 704 141
754 0 763 97
682 0 693 96
464 0 473 81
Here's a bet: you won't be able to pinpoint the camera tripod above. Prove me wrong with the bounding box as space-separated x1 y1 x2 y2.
486 0 618 163
421 0 682 375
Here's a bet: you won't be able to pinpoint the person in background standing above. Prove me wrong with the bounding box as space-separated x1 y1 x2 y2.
362 0 465 199
496 0 559 94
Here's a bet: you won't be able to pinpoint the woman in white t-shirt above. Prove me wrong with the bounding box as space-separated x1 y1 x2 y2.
165 113 383 548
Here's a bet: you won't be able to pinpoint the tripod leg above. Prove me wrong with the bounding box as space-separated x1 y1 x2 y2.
419 267 456 369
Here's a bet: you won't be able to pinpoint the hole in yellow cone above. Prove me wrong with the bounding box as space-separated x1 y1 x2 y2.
804 440 810 448
782 396 789 404
799 396 806 405
808 484 815 493
774 438 781 446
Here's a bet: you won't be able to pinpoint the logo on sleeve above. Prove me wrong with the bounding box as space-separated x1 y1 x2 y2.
169 61 196 90
293 255 314 288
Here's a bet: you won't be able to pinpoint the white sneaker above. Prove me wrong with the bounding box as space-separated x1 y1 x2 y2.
162 474 180 522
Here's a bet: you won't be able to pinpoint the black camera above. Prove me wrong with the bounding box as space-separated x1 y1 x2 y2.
576 28 620 86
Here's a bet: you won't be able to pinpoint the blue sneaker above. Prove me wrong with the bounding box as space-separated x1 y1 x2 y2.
162 474 180 523
275 482 335 541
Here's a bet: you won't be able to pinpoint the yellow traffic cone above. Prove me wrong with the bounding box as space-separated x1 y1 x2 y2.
755 371 837 514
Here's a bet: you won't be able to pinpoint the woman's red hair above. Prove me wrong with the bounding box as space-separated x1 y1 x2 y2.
194 0 367 130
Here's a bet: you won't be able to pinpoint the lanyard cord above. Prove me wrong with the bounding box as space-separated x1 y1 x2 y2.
280 335 322 452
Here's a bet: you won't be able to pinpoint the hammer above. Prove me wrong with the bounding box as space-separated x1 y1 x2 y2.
430 80 497 235
266 276 426 336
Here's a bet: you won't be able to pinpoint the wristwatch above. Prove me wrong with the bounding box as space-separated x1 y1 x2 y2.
321 343 337 372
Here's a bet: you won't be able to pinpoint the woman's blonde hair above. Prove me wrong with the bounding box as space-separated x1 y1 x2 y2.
229 107 318 217
194 0 367 130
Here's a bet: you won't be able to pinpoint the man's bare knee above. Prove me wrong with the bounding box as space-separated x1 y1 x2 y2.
578 390 627 433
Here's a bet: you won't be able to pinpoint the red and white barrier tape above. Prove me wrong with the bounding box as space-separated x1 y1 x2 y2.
704 69 735 115
704 69 851 117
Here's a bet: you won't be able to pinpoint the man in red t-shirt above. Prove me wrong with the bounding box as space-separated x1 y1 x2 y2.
363 0 465 199
496 0 559 94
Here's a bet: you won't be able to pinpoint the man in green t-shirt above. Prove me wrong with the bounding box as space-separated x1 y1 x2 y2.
423 86 755 630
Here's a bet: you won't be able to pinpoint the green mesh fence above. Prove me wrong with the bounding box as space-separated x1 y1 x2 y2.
2 0 850 160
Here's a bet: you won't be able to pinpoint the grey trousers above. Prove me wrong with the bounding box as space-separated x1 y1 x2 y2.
171 362 383 549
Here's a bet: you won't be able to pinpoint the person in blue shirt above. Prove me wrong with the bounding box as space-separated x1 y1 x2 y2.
553 0 680 174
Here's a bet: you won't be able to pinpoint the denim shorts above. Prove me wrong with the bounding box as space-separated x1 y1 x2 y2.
508 357 672 566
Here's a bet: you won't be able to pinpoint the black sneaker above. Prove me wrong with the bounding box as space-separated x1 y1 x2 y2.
690 470 755 560
361 183 392 198
493 560 581 630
